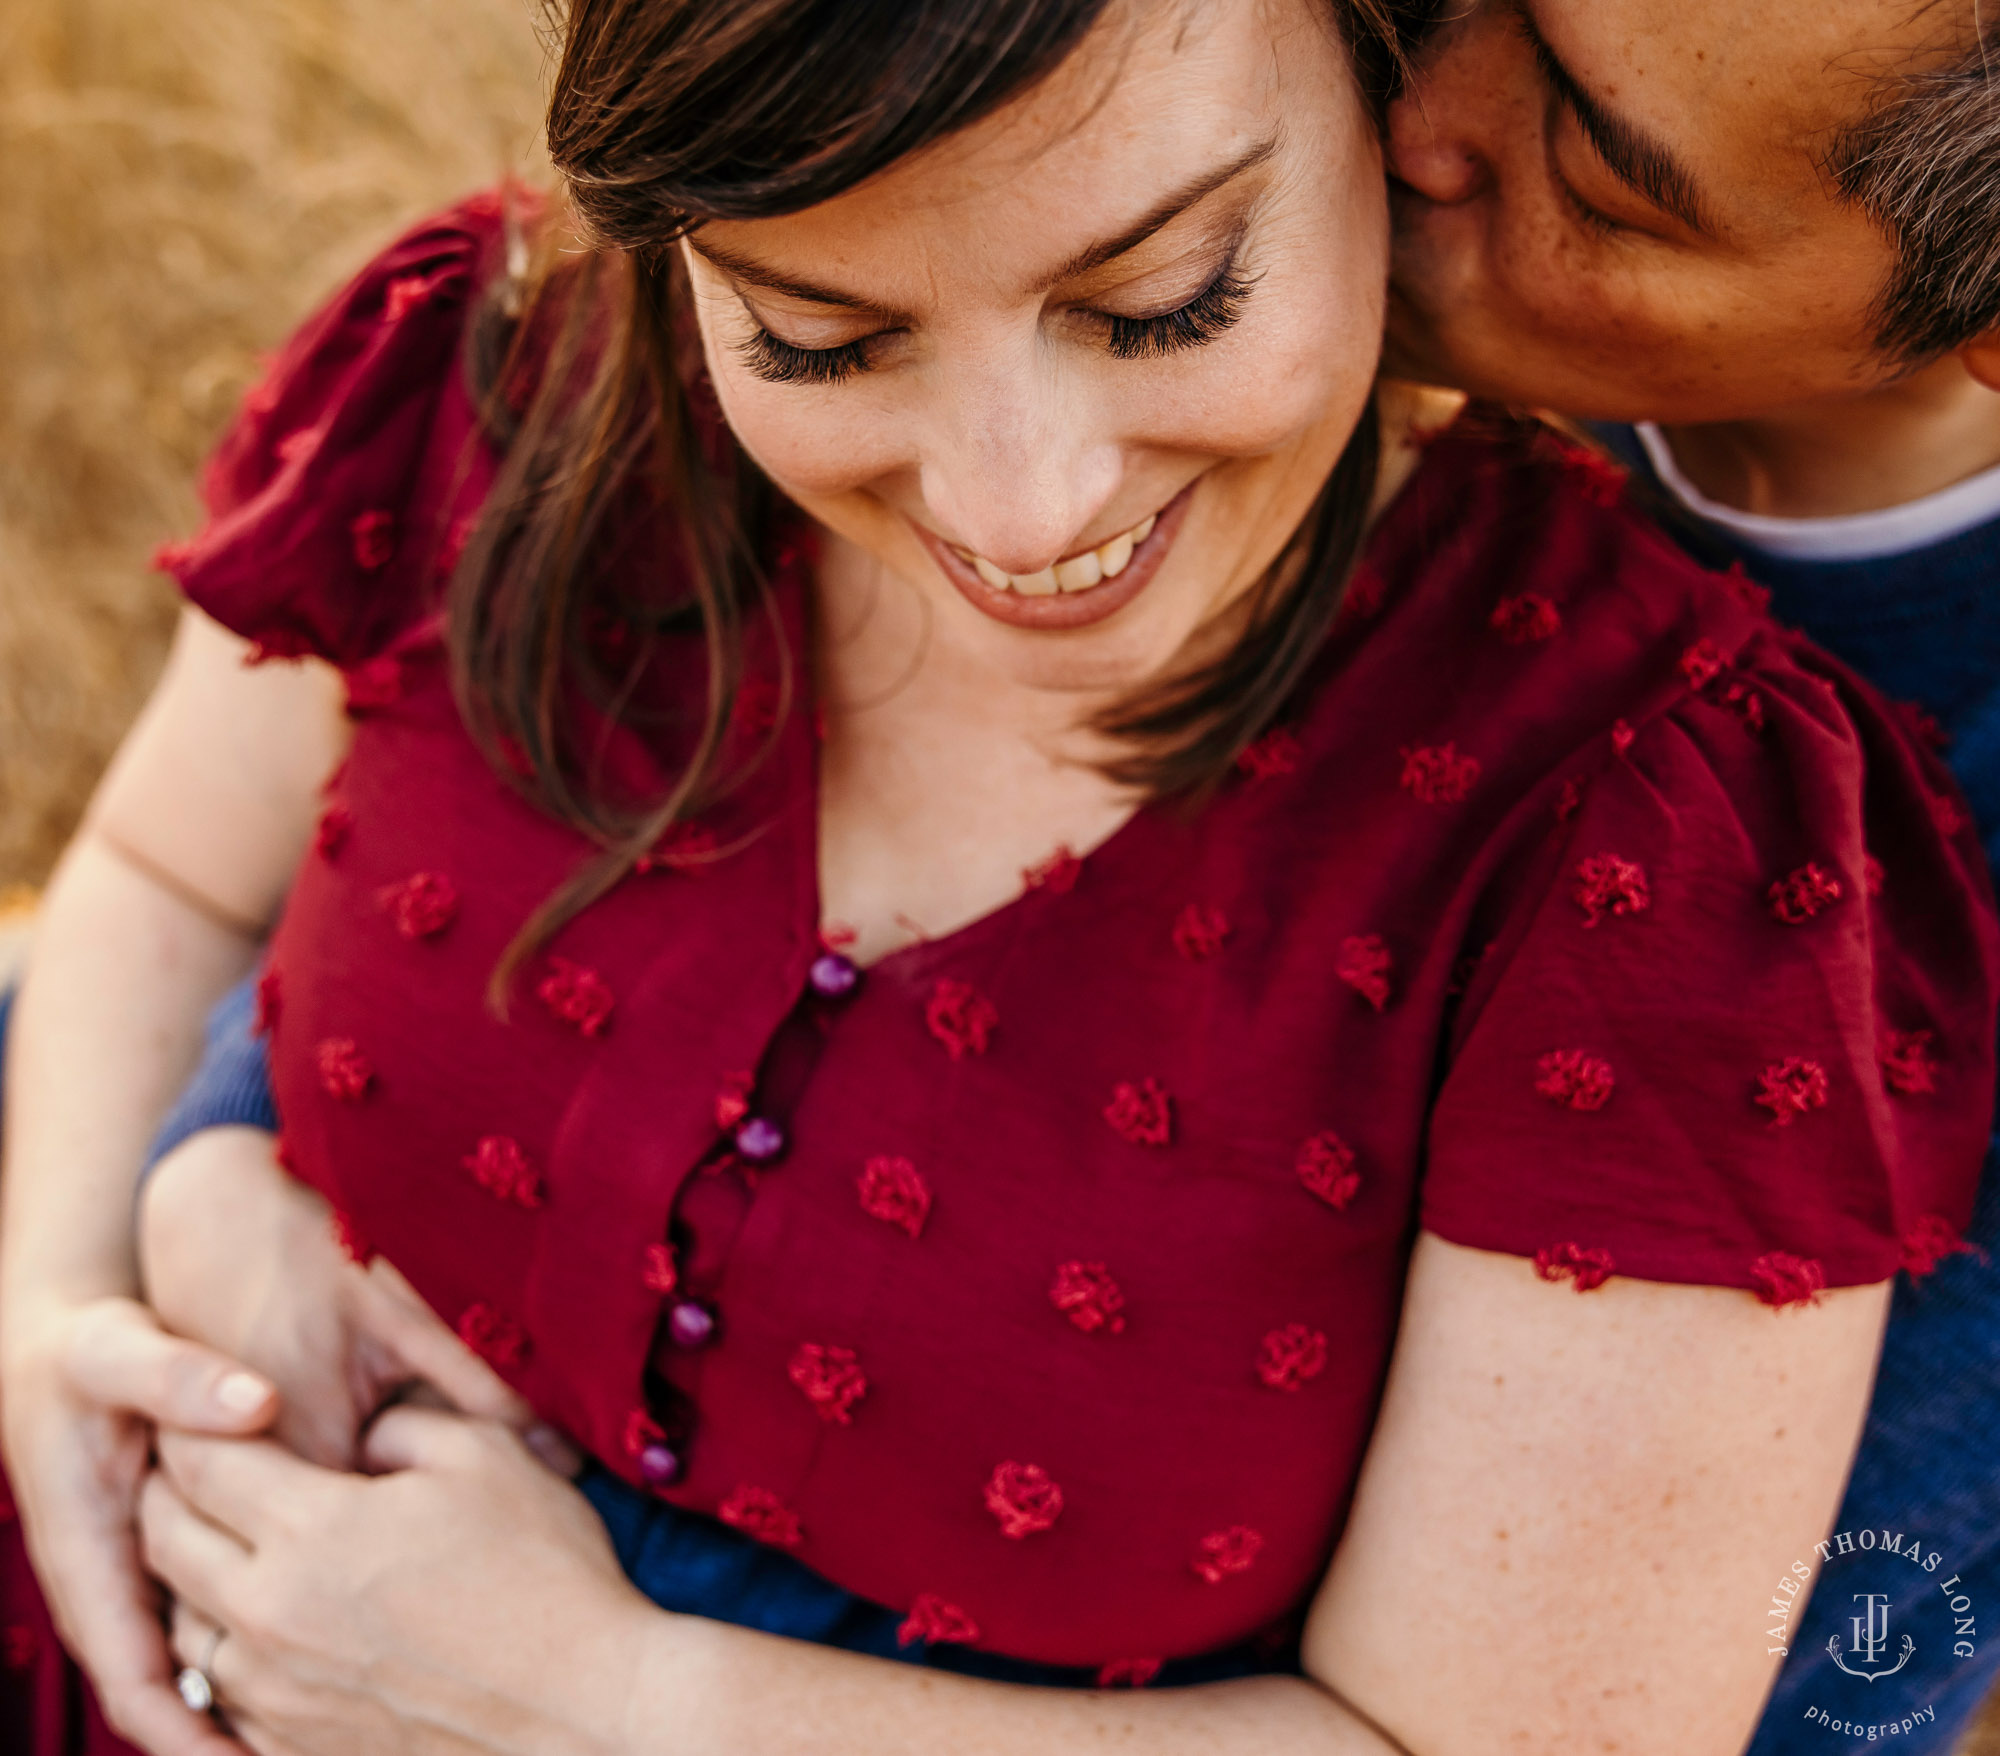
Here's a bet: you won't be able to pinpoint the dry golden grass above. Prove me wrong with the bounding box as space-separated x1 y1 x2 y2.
0 0 547 887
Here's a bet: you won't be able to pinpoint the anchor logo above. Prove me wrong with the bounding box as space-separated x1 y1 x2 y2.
1828 1593 1915 1682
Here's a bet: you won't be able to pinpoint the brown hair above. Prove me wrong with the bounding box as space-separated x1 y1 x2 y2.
451 0 1432 992
1830 6 2000 362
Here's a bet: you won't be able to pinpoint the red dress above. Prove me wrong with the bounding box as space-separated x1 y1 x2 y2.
5 193 1994 1744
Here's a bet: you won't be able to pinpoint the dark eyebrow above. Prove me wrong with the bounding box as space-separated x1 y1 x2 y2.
686 134 1279 314
1035 133 1278 288
1516 5 1717 239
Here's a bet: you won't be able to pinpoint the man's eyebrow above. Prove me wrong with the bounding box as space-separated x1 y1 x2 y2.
686 135 1280 313
1517 6 1717 238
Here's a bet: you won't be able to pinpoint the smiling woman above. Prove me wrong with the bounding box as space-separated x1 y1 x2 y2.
1 2 1997 1755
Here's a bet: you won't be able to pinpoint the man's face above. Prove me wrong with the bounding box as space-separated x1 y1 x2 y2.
1384 0 1967 423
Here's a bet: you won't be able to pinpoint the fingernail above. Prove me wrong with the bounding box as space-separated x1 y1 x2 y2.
215 1372 271 1414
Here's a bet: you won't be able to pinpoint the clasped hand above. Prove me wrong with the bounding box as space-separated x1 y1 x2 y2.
2 1127 588 1755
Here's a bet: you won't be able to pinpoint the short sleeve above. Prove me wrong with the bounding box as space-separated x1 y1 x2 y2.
1422 627 1999 1300
153 193 507 667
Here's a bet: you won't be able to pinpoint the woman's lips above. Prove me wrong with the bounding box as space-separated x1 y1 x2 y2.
916 481 1196 631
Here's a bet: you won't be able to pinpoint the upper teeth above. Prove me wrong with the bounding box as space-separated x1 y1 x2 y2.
959 510 1160 596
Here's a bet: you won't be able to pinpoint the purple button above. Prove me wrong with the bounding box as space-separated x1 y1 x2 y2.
667 1300 717 1349
638 1441 683 1487
735 1115 787 1164
808 951 861 999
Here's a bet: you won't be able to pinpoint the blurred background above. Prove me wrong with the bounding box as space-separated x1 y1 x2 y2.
0 0 546 930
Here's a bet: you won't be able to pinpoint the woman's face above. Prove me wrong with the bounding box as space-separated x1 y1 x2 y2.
683 0 1387 697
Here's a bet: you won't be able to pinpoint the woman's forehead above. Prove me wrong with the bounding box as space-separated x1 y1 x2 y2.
692 0 1337 300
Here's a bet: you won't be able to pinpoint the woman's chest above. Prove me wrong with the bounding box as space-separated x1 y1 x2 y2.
261 652 1506 1664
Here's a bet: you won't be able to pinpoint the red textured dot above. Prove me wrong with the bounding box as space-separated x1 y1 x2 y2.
732 676 785 738
343 655 404 714
1680 639 1725 691
314 803 354 861
1296 1132 1360 1210
1931 791 1969 837
1257 1323 1328 1391
330 1208 374 1265
1172 903 1230 960
641 1242 678 1294
1863 855 1885 897
1338 562 1387 624
1768 864 1842 924
274 429 319 468
898 1595 981 1649
714 1070 755 1130
253 966 283 1037
1553 776 1587 822
1533 1241 1616 1291
635 822 717 875
1610 719 1636 757
1491 592 1561 643
1899 1215 1979 1278
1022 845 1082 893
719 1484 804 1549
1722 680 1766 735
1573 854 1650 928
1750 1252 1826 1308
1097 1657 1164 1689
536 957 615 1038
383 273 434 322
1534 1049 1614 1113
1754 1057 1829 1126
624 1408 665 1459
462 1136 543 1209
1236 727 1302 780
1336 934 1393 1011
1104 1077 1172 1146
1897 700 1951 752
1879 1029 1938 1097
350 509 397 573
925 978 998 1059
985 1461 1063 1539
379 871 459 940
1557 443 1627 507
316 1038 374 1103
1 1625 38 1671
857 1156 931 1238
1050 1262 1126 1335
788 1343 869 1425
1400 742 1481 804
1192 1526 1264 1584
1718 562 1771 614
457 1302 530 1368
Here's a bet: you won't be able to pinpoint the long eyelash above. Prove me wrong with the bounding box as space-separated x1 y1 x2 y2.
1103 260 1256 360
736 328 872 387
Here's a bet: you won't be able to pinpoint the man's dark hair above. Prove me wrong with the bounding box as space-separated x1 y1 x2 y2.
1830 9 2000 361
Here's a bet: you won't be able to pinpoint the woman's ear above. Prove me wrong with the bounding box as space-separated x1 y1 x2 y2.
1959 329 2000 394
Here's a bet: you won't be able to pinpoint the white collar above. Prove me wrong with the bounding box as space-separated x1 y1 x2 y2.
1635 422 2000 563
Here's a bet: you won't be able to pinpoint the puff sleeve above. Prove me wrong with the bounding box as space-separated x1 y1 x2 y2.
153 193 508 667
1422 627 1999 1300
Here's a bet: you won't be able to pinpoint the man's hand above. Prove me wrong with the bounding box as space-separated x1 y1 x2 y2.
138 1127 568 1471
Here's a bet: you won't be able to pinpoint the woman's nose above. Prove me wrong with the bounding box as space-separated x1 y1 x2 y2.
919 409 1124 579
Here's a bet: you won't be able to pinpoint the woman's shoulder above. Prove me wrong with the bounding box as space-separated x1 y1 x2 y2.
154 190 522 669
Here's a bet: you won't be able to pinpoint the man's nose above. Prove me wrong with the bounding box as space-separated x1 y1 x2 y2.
1385 87 1487 206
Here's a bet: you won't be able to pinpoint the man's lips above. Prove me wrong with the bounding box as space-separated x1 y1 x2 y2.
915 482 1198 632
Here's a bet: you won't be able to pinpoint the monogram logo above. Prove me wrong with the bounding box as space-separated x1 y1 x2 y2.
1826 1592 1914 1682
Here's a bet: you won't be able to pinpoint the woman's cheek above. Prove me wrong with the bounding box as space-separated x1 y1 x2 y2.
709 370 913 501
